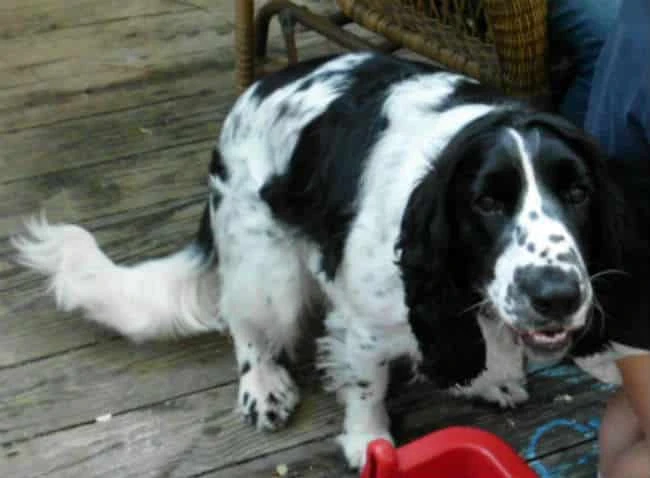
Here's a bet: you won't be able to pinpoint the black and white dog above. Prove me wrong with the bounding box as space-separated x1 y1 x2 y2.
13 53 648 469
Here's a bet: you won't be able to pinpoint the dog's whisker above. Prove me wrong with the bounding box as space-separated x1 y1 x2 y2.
582 295 607 340
590 269 628 281
461 298 490 315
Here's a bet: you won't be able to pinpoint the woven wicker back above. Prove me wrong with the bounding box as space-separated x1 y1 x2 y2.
337 0 549 99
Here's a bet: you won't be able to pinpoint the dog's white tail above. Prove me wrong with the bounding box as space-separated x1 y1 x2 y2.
11 213 222 341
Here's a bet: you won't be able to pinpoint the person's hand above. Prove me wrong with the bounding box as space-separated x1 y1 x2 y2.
616 353 650 443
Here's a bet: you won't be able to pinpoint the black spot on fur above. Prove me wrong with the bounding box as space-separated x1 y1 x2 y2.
209 148 228 180
549 234 565 243
210 192 221 211
248 400 258 426
265 410 278 424
267 393 279 405
357 380 370 388
275 102 290 121
196 149 227 262
527 242 536 253
274 349 292 370
195 203 216 262
556 250 577 264
242 392 249 406
529 210 539 220
540 248 549 258
240 361 251 375
516 227 528 246
296 76 315 92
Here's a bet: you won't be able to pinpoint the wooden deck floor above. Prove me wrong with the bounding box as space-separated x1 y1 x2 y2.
0 1 612 477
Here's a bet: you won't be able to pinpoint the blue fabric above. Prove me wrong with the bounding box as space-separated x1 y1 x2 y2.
584 0 650 350
584 0 650 163
547 0 621 126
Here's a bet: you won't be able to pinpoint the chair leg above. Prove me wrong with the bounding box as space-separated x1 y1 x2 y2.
253 0 400 76
254 0 279 61
255 0 378 60
235 0 255 93
279 10 299 64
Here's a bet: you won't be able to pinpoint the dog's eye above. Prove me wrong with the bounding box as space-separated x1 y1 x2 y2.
566 185 589 204
474 195 503 215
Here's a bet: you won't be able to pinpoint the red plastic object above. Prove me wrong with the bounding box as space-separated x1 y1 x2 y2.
360 427 539 478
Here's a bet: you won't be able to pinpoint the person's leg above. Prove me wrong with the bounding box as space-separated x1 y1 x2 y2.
584 0 650 162
599 390 644 477
608 439 650 478
547 0 621 126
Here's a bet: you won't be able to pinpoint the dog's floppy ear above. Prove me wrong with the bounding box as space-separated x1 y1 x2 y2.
397 110 520 307
396 111 517 387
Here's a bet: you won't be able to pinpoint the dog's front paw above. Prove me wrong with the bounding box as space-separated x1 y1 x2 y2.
451 379 529 408
237 363 300 431
337 431 393 471
478 380 529 408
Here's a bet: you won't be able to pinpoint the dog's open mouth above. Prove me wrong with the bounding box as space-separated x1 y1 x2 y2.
518 328 572 351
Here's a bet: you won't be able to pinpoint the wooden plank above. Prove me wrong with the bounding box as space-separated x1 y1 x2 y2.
0 363 612 477
0 8 226 76
0 0 194 40
0 59 232 134
0 199 206 367
0 138 213 245
0 382 343 478
0 0 346 78
0 334 235 443
204 438 354 478
0 32 349 180
204 433 601 478
0 37 351 182
0 85 228 183
0 31 347 133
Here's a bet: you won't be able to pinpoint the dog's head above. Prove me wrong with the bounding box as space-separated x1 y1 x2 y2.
399 110 622 365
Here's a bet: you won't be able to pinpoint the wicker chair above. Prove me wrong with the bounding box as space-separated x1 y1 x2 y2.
234 0 550 101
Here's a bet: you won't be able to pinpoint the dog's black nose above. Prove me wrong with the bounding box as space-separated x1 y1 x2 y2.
518 266 582 319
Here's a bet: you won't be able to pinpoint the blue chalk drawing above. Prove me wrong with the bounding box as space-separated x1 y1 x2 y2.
533 365 586 384
597 382 617 392
526 418 601 477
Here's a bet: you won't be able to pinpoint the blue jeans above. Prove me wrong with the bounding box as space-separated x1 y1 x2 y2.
584 0 650 163
548 0 621 127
